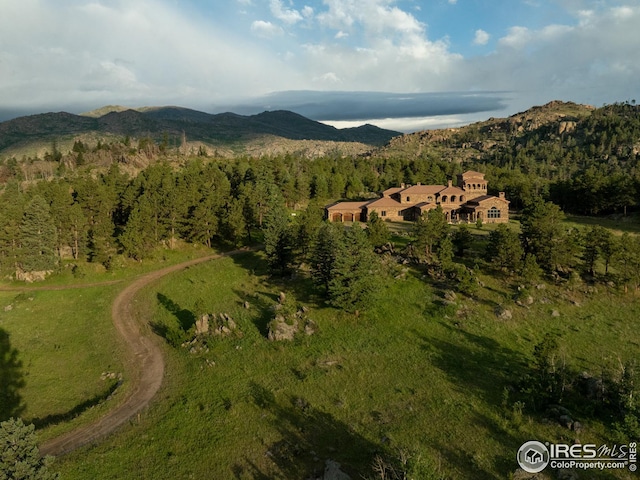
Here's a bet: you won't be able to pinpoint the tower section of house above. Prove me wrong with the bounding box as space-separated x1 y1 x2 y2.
457 171 488 200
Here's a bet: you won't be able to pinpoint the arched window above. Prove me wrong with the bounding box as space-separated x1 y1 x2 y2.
483 184 486 190
427 196 433 202
487 206 501 219
460 195 465 202
451 195 457 202
441 195 448 203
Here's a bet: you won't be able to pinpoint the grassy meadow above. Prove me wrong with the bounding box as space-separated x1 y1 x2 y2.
0 285 126 441
35 249 638 480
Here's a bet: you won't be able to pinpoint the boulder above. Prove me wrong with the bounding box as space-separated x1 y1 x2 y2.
268 315 298 341
195 314 210 335
443 290 457 302
323 460 351 480
495 306 512 320
15 269 52 283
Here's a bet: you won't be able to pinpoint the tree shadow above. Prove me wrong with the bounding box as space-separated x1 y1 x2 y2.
28 380 120 429
414 323 527 407
412 325 531 478
0 327 25 421
156 293 196 331
233 381 380 479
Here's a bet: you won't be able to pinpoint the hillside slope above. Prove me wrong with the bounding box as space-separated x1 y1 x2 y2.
0 107 400 158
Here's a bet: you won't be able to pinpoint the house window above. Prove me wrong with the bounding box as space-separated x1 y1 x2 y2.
487 207 501 219
441 195 448 203
406 196 410 202
427 196 433 202
451 195 457 202
381 211 387 217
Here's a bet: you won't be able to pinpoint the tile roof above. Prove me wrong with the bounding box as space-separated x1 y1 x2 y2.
382 187 403 196
326 201 371 210
459 170 485 179
401 184 445 195
466 195 509 204
367 197 403 208
438 186 466 196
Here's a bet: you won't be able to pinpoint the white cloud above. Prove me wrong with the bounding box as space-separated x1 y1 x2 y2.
270 0 303 24
308 0 460 91
251 20 284 37
0 0 299 111
452 5 640 110
473 29 490 46
498 26 532 49
1 0 639 125
315 72 341 84
448 0 457 4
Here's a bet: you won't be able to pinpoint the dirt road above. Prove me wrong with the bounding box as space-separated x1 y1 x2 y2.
39 250 248 456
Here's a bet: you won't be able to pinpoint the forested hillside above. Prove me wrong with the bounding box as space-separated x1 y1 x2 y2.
1 100 640 276
371 101 640 214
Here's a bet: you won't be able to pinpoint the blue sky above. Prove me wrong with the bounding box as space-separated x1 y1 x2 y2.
1 0 639 131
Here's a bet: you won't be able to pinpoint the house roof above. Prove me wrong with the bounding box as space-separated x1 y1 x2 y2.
382 187 403 196
414 202 437 211
466 195 510 205
438 186 466 196
325 201 371 210
367 197 403 208
459 170 485 179
400 184 445 195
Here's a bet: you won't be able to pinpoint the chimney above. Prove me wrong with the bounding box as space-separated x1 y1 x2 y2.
401 183 405 189
499 192 505 199
447 180 452 188
417 182 421 186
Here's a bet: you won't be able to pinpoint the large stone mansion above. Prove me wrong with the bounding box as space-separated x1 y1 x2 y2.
325 171 509 224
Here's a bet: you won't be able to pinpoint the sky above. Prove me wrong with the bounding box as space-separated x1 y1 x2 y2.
1 0 639 132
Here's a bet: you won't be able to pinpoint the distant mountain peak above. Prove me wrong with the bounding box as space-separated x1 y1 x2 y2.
81 105 135 118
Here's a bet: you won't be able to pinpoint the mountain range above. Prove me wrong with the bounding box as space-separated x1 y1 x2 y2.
0 106 401 158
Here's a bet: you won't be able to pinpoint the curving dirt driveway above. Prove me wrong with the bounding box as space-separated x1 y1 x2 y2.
39 249 249 456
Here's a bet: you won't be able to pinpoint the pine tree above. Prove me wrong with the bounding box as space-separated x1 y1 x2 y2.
328 226 381 313
366 211 390 248
19 196 57 272
412 206 449 263
486 224 523 272
0 183 25 270
452 225 473 257
310 222 343 294
263 194 295 276
0 418 59 479
520 198 570 272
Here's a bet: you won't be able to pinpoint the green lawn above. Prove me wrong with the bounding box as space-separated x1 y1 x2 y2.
47 252 639 479
0 285 126 441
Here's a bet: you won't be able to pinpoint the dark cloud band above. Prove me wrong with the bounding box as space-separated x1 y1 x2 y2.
214 90 510 121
